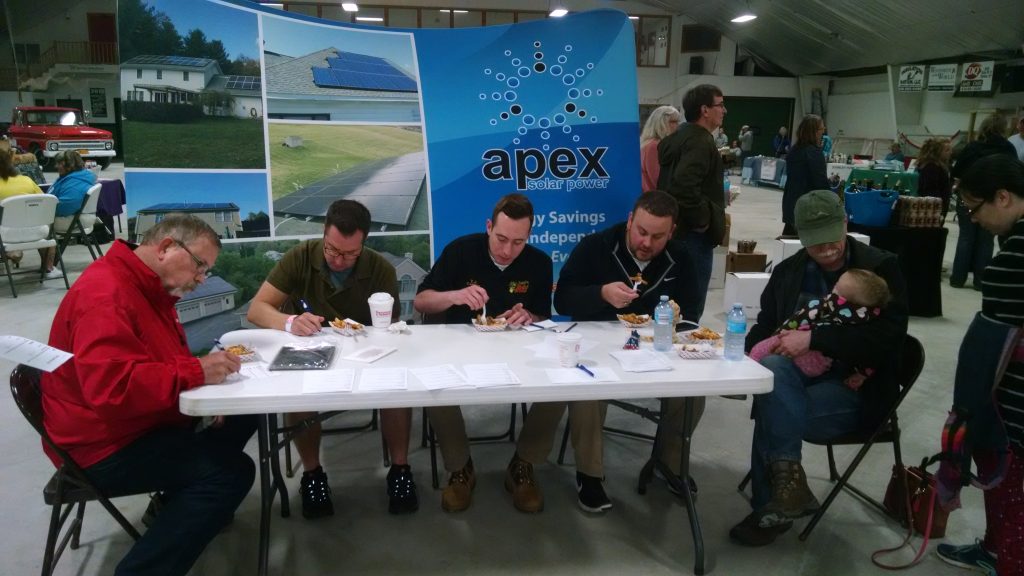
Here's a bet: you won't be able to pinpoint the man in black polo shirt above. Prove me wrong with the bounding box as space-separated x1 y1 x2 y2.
415 193 597 514
554 190 704 505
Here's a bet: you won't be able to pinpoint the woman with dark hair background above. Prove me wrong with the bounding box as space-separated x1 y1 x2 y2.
916 138 953 217
780 114 829 236
949 113 1017 289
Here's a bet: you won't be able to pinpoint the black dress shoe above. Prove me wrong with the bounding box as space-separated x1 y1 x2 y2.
729 512 792 547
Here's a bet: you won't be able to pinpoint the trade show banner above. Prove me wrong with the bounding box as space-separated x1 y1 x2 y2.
118 0 638 341
119 0 638 262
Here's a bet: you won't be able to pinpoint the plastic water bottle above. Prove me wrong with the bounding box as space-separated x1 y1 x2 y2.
725 303 747 361
723 171 732 205
653 295 673 352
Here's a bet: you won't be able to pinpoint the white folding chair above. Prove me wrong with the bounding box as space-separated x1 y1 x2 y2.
0 194 69 297
55 183 104 261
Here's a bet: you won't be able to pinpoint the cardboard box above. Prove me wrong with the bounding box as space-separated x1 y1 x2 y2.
726 251 767 273
721 212 731 249
723 272 770 318
710 246 728 290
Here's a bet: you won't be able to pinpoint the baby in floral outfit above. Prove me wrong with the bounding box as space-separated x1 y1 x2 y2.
750 269 891 389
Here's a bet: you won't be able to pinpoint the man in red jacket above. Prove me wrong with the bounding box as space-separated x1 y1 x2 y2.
42 214 256 576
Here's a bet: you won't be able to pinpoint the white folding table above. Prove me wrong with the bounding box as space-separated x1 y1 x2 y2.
180 322 773 575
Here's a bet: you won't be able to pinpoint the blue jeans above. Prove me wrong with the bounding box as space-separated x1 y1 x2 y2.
749 355 862 510
86 416 257 576
951 201 993 287
680 229 714 322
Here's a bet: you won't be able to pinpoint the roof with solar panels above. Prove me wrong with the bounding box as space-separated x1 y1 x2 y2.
264 48 419 100
123 55 222 73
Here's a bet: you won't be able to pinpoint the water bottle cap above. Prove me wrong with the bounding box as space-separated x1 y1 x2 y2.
660 295 669 301
733 302 743 309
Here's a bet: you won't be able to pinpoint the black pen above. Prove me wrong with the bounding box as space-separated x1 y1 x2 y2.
212 339 225 351
563 322 578 333
576 363 595 378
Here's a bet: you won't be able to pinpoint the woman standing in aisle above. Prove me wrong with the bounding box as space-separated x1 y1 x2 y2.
639 106 680 192
780 114 829 236
949 113 1017 289
916 138 954 217
936 153 1024 576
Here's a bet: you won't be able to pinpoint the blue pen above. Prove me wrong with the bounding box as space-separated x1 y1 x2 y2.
299 299 312 313
576 363 595 378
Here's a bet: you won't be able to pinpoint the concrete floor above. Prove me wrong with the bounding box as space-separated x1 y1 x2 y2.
0 171 985 575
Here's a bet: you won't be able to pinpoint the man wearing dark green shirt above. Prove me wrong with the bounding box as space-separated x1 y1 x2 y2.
247 199 414 517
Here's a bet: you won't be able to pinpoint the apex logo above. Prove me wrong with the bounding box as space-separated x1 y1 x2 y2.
481 146 608 190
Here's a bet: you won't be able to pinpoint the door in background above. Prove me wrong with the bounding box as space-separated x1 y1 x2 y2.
720 96 794 157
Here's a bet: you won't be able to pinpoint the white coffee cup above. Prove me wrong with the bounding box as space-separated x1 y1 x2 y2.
557 332 583 368
367 292 394 329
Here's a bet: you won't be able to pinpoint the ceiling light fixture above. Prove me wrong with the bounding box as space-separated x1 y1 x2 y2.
628 16 639 20
550 8 568 17
342 3 358 12
731 13 757 22
355 16 383 22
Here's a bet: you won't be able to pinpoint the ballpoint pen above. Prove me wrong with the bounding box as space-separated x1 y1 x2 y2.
562 322 578 333
299 299 312 314
212 339 225 351
575 363 595 378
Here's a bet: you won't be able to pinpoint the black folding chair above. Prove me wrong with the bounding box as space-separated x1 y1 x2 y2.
736 335 926 540
11 365 142 576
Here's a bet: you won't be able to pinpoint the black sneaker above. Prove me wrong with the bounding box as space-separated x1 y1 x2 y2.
141 492 166 528
576 472 612 513
300 466 334 519
387 464 419 515
729 512 793 547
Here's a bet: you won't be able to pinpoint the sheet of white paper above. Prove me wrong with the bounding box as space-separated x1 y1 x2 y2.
239 364 272 380
463 363 521 387
342 346 396 364
359 367 408 391
522 319 558 332
302 369 355 394
608 349 674 372
545 366 621 383
525 334 598 359
411 364 470 390
0 335 72 372
224 364 272 383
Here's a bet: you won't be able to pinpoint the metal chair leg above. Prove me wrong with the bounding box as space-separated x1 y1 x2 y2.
70 502 86 549
827 444 839 481
737 471 752 493
556 415 571 465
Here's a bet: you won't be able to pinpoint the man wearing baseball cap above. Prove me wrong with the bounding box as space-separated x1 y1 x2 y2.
729 190 909 546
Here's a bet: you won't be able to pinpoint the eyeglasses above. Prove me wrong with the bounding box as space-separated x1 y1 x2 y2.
172 239 211 278
962 200 986 216
323 241 362 261
707 102 727 109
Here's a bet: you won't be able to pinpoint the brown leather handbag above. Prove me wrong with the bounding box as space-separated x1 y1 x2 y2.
882 463 949 538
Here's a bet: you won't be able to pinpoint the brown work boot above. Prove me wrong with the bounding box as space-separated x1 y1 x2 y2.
441 459 476 513
761 460 820 523
505 455 543 513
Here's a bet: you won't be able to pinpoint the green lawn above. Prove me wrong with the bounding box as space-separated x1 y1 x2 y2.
123 117 266 169
268 124 423 199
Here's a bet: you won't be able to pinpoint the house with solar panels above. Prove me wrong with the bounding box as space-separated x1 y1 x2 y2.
120 55 263 119
134 202 242 242
264 48 420 122
175 276 238 324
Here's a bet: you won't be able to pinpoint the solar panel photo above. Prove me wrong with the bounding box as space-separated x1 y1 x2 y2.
311 51 418 93
125 55 211 67
273 151 425 227
225 75 262 90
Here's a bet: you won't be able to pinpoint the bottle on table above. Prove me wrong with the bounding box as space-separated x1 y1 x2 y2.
653 295 673 352
724 303 747 361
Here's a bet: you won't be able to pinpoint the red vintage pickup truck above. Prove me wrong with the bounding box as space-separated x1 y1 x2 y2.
6 106 115 169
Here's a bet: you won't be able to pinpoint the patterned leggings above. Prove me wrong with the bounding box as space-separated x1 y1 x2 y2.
977 449 1024 576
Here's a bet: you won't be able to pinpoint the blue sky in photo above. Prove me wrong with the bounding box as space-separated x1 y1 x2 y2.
126 171 270 218
145 0 259 60
262 14 416 75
